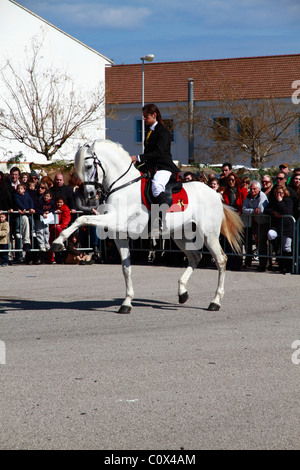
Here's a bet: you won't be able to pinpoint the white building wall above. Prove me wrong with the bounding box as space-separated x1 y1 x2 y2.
0 0 113 165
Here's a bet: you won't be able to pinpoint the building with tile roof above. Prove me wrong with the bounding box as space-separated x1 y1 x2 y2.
106 55 300 168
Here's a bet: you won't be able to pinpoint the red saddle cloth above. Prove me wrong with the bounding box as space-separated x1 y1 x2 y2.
141 174 189 213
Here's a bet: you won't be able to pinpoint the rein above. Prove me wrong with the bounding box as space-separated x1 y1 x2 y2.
84 151 146 203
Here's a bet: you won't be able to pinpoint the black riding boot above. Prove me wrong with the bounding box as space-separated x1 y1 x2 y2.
154 192 167 206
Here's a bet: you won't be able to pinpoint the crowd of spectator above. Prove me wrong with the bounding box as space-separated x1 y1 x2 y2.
0 161 299 273
0 167 101 266
183 161 300 274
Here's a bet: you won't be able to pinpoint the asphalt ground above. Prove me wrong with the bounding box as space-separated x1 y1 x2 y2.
0 263 299 451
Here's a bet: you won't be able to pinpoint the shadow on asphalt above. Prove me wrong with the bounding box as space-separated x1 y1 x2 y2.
0 297 208 314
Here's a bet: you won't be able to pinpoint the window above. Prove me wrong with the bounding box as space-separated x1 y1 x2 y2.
136 119 142 143
135 118 175 143
213 117 230 141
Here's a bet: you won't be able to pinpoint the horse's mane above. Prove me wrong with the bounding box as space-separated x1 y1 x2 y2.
95 139 132 160
75 139 131 180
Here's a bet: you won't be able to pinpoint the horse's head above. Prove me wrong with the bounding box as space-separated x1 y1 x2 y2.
75 142 105 201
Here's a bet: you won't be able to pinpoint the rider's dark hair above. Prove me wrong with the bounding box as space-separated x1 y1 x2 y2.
142 103 165 126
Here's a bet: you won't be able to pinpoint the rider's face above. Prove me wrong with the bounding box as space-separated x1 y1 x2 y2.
143 112 157 127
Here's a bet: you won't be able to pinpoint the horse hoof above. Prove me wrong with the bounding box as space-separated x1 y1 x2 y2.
179 292 189 304
51 243 63 252
208 302 220 311
118 305 132 314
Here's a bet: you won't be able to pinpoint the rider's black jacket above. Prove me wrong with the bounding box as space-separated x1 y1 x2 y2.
139 122 179 174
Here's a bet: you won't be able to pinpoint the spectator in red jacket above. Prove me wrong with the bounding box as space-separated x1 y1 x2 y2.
222 172 248 214
222 172 247 270
49 195 71 264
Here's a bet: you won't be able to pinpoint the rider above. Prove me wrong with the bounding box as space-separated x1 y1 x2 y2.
131 103 179 206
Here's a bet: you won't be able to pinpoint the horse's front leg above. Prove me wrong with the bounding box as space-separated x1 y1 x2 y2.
114 237 134 314
51 215 100 251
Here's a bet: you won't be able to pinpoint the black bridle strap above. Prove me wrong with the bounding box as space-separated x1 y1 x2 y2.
105 159 134 195
83 152 105 189
84 151 145 202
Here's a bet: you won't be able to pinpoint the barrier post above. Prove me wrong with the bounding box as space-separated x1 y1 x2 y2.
279 214 296 274
296 218 300 274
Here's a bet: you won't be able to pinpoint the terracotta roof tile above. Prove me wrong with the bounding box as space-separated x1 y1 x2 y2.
106 54 300 104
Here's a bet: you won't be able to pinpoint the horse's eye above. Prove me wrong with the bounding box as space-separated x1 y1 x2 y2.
86 165 92 170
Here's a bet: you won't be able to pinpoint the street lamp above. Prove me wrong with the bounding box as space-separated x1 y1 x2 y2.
140 54 154 152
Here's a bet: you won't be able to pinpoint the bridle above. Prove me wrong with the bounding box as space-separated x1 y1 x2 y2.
83 151 145 204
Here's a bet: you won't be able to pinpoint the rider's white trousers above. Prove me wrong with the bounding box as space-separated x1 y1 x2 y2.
151 170 172 198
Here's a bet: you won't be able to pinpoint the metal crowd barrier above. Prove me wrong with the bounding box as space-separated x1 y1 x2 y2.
129 213 298 274
240 213 297 274
0 211 94 260
0 210 299 273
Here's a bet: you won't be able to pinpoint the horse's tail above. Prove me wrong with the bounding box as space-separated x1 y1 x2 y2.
221 204 244 253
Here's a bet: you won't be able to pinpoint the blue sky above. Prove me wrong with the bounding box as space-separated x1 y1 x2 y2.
16 0 300 64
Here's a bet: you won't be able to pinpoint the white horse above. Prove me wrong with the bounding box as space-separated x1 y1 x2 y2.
51 139 243 313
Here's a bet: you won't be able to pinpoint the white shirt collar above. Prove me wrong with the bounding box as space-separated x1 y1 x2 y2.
150 121 158 131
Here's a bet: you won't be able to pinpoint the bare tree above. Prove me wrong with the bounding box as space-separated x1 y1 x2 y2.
0 37 108 161
170 73 299 168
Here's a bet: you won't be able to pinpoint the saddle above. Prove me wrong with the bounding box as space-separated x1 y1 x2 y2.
141 171 189 213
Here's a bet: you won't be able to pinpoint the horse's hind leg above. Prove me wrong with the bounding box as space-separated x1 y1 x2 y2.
205 235 227 311
172 236 201 304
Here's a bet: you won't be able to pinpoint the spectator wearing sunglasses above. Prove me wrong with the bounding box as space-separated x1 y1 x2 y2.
278 163 291 185
268 172 298 212
29 170 40 186
222 172 248 214
222 172 248 270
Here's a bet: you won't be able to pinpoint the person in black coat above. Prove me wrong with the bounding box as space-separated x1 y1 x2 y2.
131 103 179 206
268 171 298 217
50 173 76 212
288 173 300 220
0 184 13 212
265 185 294 273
